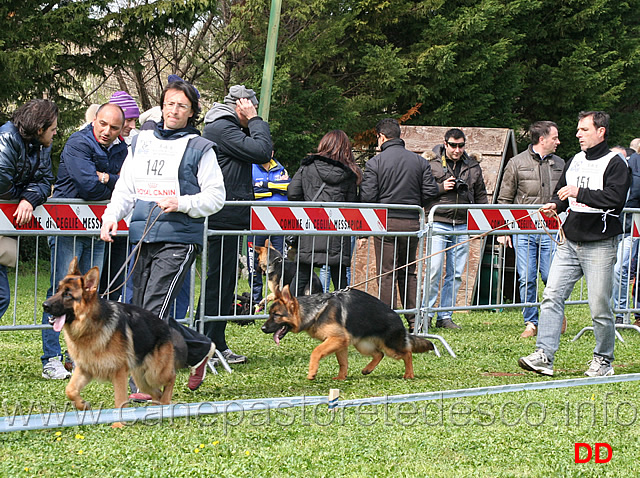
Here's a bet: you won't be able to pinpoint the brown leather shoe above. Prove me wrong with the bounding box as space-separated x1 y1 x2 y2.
561 316 567 334
520 322 537 338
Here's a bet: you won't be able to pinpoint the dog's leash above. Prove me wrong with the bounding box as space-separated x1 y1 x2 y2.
100 204 165 299
346 207 565 291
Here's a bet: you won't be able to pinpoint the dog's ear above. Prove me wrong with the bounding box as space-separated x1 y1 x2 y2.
83 267 100 294
254 246 264 255
67 256 81 276
265 239 271 249
282 284 293 302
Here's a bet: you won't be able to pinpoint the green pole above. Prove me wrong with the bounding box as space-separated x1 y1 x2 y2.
258 0 282 121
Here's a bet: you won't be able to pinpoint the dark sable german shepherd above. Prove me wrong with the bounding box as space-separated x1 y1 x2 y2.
42 258 188 410
261 285 434 380
254 241 323 308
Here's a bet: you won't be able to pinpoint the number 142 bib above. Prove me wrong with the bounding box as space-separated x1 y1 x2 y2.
132 130 197 200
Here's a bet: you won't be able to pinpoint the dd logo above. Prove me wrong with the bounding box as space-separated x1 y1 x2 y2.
574 443 612 463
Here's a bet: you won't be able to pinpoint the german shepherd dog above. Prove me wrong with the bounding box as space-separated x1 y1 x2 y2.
254 241 323 308
261 285 434 380
42 258 188 410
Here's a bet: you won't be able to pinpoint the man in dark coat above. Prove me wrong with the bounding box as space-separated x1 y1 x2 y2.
201 85 273 364
360 118 439 331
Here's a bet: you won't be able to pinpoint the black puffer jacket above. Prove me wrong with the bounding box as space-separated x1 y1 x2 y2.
288 154 359 265
0 121 54 207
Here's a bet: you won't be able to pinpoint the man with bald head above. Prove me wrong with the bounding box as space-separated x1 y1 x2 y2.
41 103 127 380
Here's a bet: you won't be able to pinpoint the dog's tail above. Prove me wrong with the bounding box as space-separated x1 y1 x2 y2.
409 335 435 353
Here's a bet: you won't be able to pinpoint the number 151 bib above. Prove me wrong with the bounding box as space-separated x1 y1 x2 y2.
565 150 617 214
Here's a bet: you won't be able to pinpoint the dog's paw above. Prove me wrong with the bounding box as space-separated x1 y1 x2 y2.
332 375 347 380
74 400 90 411
111 421 126 429
402 372 415 379
306 374 317 380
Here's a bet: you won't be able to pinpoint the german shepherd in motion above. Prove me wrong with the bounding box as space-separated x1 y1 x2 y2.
254 241 323 309
42 258 188 410
261 285 434 380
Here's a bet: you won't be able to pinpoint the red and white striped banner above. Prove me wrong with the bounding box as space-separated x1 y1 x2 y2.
632 213 640 238
467 208 565 231
251 206 387 232
0 203 129 232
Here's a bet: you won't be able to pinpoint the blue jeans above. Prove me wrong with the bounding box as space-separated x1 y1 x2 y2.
0 265 9 319
536 236 619 366
514 234 554 326
612 234 638 321
41 236 104 365
319 237 355 292
424 222 469 320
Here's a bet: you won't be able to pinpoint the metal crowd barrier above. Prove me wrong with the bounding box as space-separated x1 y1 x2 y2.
196 200 426 320
3 200 639 356
417 204 640 350
0 199 200 331
0 199 429 332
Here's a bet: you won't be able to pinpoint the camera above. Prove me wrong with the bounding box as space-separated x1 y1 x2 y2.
453 178 469 194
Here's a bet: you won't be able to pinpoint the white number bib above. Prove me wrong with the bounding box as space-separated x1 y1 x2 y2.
565 151 617 213
132 130 196 200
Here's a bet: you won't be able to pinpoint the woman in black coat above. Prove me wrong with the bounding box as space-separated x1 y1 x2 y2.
288 130 362 294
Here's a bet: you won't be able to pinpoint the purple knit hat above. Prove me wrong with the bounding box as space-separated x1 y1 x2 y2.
109 91 140 119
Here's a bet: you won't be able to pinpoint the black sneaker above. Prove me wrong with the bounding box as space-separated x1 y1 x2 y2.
435 318 461 329
221 349 247 364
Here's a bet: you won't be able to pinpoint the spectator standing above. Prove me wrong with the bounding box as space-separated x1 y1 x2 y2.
288 130 361 293
423 128 488 329
41 103 127 379
519 111 630 377
100 91 141 300
109 91 140 145
360 118 439 332
201 85 273 365
497 121 565 338
612 150 640 324
0 100 57 320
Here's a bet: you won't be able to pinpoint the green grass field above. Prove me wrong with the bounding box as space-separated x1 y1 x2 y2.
1 266 640 477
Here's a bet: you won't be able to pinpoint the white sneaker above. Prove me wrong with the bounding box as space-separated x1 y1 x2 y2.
518 349 553 376
42 356 72 380
584 355 614 377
